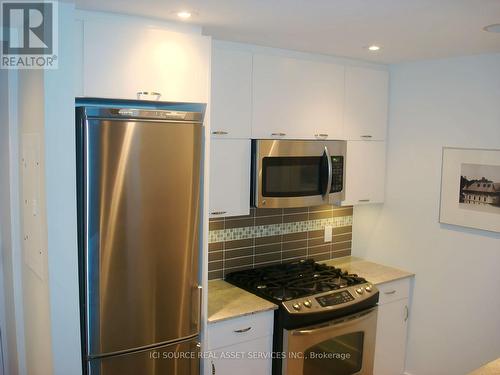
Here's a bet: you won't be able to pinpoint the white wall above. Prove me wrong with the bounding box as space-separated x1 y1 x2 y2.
17 68 54 375
1 68 26 375
0 68 16 375
6 4 81 374
44 3 82 374
352 53 500 375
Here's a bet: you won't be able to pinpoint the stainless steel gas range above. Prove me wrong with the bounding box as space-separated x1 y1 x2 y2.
225 259 379 375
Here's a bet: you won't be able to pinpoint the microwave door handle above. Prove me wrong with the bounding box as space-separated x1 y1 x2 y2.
322 146 333 198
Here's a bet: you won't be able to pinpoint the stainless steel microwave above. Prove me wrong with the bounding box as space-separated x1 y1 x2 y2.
251 139 346 208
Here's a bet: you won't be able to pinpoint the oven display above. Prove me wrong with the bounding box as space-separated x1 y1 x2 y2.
316 291 354 307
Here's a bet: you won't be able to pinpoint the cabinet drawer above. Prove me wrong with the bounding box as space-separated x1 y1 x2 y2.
208 311 274 350
377 277 411 305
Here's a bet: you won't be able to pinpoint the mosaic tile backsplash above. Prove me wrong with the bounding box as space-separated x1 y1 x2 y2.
208 205 353 280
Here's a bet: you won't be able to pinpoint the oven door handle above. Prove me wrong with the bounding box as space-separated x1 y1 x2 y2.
321 146 333 198
290 307 377 336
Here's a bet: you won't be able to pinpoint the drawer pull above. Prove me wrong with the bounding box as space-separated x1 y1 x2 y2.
271 132 286 137
315 133 329 138
211 211 227 216
137 91 161 100
212 131 229 135
384 290 397 295
358 199 370 202
360 135 373 139
233 327 252 333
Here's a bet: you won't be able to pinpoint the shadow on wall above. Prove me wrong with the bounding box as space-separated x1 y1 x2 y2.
439 223 500 239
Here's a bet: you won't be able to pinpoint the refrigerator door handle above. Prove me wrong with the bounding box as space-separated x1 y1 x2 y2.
192 285 202 330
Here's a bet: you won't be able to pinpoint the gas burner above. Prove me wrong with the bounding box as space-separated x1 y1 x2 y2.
225 259 367 304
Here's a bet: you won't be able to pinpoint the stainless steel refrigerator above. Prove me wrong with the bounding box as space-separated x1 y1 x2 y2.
76 105 204 375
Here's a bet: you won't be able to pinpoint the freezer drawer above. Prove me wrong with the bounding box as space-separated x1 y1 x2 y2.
88 337 200 375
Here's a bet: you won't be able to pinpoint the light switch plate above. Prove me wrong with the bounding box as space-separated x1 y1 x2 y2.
324 225 332 242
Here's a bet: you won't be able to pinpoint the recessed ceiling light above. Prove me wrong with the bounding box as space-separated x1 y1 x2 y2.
484 24 500 33
176 11 192 19
367 45 381 52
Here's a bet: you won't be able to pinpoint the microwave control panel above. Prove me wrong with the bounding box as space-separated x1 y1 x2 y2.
330 156 344 193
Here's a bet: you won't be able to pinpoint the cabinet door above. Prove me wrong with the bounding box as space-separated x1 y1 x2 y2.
209 139 251 218
343 141 386 205
252 54 344 140
83 20 210 102
211 47 252 138
208 336 273 375
344 67 388 140
374 299 409 375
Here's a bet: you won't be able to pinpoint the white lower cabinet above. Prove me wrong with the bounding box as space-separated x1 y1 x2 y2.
209 139 251 218
207 311 274 375
374 278 411 375
208 336 272 375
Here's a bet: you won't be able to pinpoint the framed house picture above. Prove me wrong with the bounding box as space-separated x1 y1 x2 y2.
439 147 500 233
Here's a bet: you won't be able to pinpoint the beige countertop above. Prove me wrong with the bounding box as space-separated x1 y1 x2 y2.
207 256 413 323
469 358 500 375
207 279 278 323
323 256 414 285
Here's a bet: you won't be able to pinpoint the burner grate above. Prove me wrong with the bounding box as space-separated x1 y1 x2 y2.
225 259 367 302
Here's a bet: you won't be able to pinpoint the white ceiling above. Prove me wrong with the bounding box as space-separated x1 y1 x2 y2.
75 0 500 63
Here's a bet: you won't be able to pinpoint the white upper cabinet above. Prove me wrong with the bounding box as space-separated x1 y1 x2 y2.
211 47 253 138
82 20 210 102
343 140 386 205
209 139 251 218
252 54 344 140
344 67 389 140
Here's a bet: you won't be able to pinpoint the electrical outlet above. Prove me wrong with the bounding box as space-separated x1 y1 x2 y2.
324 225 332 242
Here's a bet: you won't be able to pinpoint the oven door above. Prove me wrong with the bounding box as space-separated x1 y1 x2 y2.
252 140 346 208
282 307 377 375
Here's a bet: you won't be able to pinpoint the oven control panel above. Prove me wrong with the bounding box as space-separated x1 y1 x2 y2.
316 290 354 307
282 283 378 314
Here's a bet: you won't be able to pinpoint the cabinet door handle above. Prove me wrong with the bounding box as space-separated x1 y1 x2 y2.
360 135 373 139
358 199 370 203
384 290 397 295
404 305 409 322
210 211 227 216
212 131 229 135
271 132 286 137
315 133 329 138
137 91 161 100
233 326 252 333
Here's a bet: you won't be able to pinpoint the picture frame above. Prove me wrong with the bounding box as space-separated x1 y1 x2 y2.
439 147 500 233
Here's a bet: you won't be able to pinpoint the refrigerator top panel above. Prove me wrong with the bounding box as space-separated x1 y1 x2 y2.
77 106 203 359
80 105 204 123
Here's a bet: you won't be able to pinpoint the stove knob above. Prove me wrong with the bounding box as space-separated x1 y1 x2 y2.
303 300 312 308
356 288 364 295
292 303 301 311
365 285 372 293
